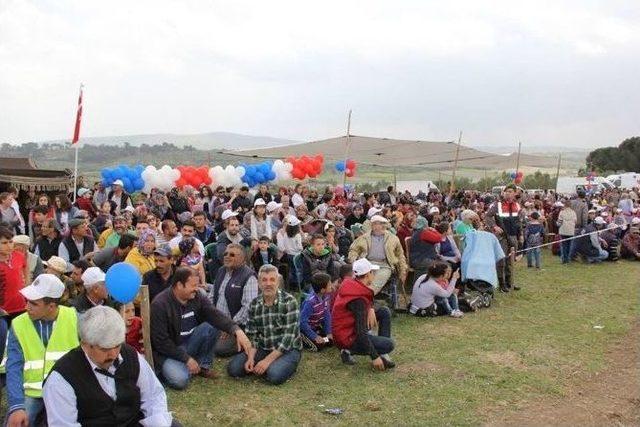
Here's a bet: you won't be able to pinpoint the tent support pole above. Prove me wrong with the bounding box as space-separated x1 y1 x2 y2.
342 110 352 187
449 131 463 196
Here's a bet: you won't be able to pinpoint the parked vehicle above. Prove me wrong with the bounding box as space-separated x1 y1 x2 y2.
605 173 640 189
556 176 615 195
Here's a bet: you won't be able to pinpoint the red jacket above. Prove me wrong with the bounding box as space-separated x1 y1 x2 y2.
331 277 373 349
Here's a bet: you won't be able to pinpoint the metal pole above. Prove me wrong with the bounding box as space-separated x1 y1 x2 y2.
342 109 352 187
73 145 79 202
449 131 463 196
554 153 562 190
515 141 522 174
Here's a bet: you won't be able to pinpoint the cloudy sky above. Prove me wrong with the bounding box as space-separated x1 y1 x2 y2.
1 0 639 148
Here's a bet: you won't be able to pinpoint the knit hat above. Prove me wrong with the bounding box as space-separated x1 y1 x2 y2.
414 216 428 231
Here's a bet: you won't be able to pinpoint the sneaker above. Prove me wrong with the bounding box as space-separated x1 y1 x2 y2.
499 286 510 293
198 368 218 380
340 350 356 365
300 334 319 352
512 285 521 291
380 354 396 369
450 309 464 318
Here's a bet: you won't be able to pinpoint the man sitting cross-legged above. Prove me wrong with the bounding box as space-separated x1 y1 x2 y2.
227 264 302 385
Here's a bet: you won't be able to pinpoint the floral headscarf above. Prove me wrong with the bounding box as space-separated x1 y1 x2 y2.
138 229 157 256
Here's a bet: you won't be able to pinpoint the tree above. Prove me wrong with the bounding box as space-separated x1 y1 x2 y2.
587 137 640 172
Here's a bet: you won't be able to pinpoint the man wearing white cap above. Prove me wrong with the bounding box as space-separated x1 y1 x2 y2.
4 274 79 427
12 235 43 284
108 179 133 215
348 215 408 304
331 259 395 370
43 306 178 426
71 267 121 314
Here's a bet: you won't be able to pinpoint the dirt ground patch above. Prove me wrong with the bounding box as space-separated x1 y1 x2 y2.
485 322 640 427
483 351 528 371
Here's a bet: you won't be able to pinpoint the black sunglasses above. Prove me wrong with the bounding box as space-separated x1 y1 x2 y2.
223 252 236 257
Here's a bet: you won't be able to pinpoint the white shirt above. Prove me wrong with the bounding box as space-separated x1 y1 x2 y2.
43 350 173 427
291 193 304 208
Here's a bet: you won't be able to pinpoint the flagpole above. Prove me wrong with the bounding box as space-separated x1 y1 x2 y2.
73 144 79 202
71 83 84 202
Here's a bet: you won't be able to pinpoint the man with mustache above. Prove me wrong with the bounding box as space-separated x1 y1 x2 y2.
150 266 252 390
43 306 178 426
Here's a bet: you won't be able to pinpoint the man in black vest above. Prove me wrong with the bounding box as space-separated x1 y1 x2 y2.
211 243 258 356
43 305 179 426
58 218 96 271
107 179 133 215
33 219 62 262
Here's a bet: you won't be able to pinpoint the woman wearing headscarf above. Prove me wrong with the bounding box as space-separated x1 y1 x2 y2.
124 228 156 275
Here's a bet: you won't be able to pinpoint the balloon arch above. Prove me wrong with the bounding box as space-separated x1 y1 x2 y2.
100 155 360 193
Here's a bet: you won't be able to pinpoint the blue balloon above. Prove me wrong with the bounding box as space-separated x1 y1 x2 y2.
101 168 110 179
255 172 265 183
335 161 346 172
105 262 141 304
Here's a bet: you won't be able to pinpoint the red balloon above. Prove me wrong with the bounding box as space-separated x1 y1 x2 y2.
514 177 522 184
291 168 305 180
346 159 356 170
176 178 187 188
516 171 523 178
345 168 355 177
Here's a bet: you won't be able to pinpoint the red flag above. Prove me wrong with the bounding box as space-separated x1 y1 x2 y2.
71 85 83 145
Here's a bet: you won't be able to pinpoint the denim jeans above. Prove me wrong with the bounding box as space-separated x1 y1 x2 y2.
161 323 219 390
227 348 302 385
349 306 395 356
435 294 459 315
527 248 541 268
560 235 573 263
586 248 609 263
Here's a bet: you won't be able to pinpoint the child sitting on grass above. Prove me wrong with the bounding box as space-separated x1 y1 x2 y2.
299 272 334 351
409 261 463 318
251 235 278 271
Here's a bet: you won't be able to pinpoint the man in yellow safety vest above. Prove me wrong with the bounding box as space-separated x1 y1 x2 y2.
4 274 79 427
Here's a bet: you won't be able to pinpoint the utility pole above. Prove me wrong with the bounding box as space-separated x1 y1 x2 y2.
515 140 522 174
554 153 562 189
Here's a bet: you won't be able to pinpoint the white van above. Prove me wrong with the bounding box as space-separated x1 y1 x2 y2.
606 173 640 189
556 176 615 195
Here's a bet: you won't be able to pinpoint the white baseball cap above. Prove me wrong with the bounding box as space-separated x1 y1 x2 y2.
367 207 382 218
20 274 65 301
12 235 31 246
112 179 124 187
324 221 335 231
81 267 106 287
221 209 239 221
352 258 380 276
77 188 91 197
429 206 440 214
43 256 68 274
266 201 282 213
594 217 606 225
370 215 389 223
631 217 640 225
254 198 266 207
286 215 301 226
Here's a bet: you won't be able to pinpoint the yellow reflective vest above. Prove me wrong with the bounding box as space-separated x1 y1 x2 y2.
10 306 79 398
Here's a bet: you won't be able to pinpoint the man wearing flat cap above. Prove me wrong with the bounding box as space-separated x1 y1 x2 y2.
71 267 121 314
58 218 96 268
43 306 179 426
4 274 79 427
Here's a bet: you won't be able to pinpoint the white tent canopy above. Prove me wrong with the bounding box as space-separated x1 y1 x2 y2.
223 135 557 169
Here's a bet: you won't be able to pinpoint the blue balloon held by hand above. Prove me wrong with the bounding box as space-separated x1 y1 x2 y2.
105 262 142 304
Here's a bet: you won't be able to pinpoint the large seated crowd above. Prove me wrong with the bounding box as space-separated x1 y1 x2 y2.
1 178 639 426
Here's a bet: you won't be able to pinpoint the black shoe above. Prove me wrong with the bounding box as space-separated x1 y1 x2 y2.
340 350 356 365
512 285 521 291
300 334 318 352
380 355 396 369
499 286 510 293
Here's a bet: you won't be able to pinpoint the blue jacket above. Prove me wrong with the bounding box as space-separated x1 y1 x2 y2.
6 319 54 414
461 231 505 288
299 292 332 340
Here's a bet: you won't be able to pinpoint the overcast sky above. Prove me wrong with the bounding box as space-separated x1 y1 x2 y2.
1 0 639 148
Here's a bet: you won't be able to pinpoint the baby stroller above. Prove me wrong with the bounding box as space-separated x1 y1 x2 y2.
458 230 506 312
458 279 493 312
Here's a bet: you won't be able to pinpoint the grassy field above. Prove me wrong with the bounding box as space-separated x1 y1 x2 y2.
167 253 640 426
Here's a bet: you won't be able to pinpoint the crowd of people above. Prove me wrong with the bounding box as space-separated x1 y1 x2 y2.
1 178 639 425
